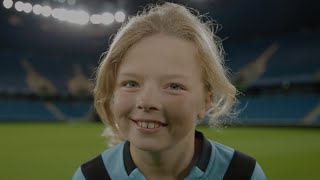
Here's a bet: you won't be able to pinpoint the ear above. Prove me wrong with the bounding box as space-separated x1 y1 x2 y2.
197 92 213 119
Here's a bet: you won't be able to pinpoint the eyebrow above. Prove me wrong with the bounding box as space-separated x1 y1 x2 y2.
161 74 191 80
117 72 191 80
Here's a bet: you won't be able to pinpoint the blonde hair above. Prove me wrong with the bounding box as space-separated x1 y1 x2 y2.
94 2 238 146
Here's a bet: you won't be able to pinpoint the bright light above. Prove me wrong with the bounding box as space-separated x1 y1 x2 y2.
101 12 114 25
66 10 89 25
90 14 102 24
3 0 13 9
52 8 68 21
41 6 52 17
23 3 32 13
3 0 126 26
14 1 24 12
52 8 61 19
75 10 89 25
32 4 42 15
66 10 76 23
114 11 125 22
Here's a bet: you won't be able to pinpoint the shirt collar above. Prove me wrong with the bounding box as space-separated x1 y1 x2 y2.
123 130 212 175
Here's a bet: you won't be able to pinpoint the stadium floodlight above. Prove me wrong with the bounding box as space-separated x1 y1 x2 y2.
3 0 126 26
101 12 114 25
22 3 32 13
66 10 89 25
90 14 102 25
3 0 13 9
65 10 76 23
52 8 68 21
14 1 24 12
32 4 42 15
75 10 89 25
114 11 126 22
52 8 60 19
41 5 52 17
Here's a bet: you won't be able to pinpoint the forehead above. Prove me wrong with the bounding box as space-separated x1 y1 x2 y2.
126 34 197 59
118 34 201 77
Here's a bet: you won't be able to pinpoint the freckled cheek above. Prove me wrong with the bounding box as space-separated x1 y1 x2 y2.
164 96 198 126
112 91 135 117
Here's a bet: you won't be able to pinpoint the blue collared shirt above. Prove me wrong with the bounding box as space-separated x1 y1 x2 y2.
73 131 267 180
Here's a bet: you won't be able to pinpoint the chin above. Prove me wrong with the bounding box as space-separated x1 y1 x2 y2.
130 138 168 152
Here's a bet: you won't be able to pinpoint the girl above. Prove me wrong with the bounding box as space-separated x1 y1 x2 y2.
73 2 266 180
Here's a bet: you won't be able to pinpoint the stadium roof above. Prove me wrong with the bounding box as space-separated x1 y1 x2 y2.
0 0 319 54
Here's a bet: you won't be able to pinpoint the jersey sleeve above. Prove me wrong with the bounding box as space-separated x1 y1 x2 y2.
250 162 267 180
72 167 86 180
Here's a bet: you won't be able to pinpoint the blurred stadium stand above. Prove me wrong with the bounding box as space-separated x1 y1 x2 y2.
238 95 320 126
228 32 320 86
0 0 319 126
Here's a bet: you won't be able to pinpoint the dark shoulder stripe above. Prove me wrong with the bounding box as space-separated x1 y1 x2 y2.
195 131 212 172
81 154 111 180
123 141 136 175
223 150 256 180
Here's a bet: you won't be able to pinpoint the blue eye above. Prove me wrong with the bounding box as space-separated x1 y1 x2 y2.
168 83 184 91
124 81 139 88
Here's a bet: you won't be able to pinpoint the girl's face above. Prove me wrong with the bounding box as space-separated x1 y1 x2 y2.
111 34 210 152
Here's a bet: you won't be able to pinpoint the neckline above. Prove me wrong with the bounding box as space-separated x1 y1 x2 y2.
122 130 212 176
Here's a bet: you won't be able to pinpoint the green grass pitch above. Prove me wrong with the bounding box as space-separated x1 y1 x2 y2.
0 123 319 180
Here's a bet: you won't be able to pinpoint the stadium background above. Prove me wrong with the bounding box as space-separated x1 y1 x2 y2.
0 0 319 179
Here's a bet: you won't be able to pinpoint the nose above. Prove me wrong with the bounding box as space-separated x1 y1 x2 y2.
136 85 161 112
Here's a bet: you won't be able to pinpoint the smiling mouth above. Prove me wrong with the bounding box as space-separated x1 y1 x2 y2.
131 119 168 130
137 121 160 129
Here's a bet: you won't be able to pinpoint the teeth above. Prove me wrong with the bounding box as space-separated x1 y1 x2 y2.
138 122 161 129
147 123 155 129
142 122 148 128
